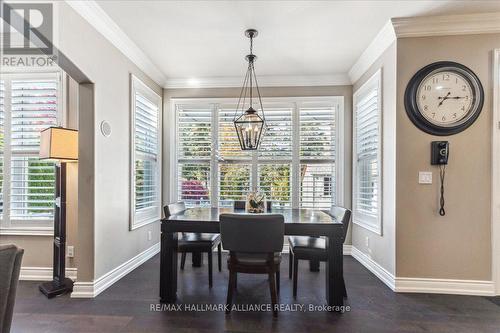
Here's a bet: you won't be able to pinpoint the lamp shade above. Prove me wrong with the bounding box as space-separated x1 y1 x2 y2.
39 127 78 161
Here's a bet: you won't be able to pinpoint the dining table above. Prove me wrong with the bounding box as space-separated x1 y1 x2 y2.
159 207 345 308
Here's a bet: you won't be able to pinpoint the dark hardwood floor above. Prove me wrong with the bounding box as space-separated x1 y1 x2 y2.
11 254 500 333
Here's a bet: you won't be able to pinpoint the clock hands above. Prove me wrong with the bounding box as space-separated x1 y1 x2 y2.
437 92 467 107
437 92 451 107
438 96 466 99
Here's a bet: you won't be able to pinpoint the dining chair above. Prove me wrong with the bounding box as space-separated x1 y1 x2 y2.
164 202 222 288
288 206 351 298
0 244 24 333
233 200 246 210
220 213 284 317
233 200 273 212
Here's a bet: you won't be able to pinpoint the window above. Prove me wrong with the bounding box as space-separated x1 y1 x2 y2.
299 103 336 208
173 97 342 209
177 104 212 207
0 73 61 232
130 75 161 229
353 69 382 234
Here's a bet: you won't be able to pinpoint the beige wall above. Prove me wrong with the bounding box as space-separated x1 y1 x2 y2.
396 34 500 280
352 42 397 274
55 2 163 279
163 85 354 243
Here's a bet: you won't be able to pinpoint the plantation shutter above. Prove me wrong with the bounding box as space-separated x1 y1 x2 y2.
258 106 293 159
299 103 336 209
256 105 293 208
134 92 159 212
218 105 251 160
258 163 291 208
178 105 212 160
218 163 251 207
354 83 380 217
10 77 58 220
177 105 212 206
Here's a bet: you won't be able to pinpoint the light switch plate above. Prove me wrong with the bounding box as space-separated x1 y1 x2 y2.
419 171 432 184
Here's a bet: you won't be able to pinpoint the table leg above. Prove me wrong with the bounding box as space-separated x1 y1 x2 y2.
325 232 343 309
309 259 320 272
192 251 203 267
160 230 178 303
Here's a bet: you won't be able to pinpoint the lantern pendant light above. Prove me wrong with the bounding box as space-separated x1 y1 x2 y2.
233 29 266 150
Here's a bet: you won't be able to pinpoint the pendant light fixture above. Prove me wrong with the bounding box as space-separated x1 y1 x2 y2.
233 29 265 150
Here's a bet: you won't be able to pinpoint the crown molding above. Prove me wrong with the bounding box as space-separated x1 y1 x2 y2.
392 12 500 38
348 20 396 84
164 74 351 89
65 0 166 86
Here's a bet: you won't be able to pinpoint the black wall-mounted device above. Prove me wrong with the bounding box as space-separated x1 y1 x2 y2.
431 141 449 165
431 141 449 216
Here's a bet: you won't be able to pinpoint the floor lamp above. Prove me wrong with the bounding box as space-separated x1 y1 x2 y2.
38 127 78 298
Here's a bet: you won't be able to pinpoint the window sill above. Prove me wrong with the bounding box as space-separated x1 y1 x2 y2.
353 217 382 236
130 216 160 231
0 227 54 236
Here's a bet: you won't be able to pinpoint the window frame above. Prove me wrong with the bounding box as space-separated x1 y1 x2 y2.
130 75 162 230
170 96 344 210
352 69 383 235
0 71 64 235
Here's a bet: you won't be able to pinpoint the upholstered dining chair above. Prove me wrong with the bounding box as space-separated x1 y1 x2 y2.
0 244 24 333
220 213 284 317
164 202 222 288
288 206 351 298
233 200 273 212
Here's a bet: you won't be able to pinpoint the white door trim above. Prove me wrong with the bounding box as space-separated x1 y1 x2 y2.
492 48 500 295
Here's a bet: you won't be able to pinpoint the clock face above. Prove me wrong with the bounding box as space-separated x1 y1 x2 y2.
416 70 474 127
404 62 484 136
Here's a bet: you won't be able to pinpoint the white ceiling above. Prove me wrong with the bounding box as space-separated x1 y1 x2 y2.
96 0 500 82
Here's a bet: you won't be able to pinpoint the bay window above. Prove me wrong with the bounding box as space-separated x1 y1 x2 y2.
173 97 343 209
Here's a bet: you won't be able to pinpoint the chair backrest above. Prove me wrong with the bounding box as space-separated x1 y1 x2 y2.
328 206 352 242
164 202 186 217
233 200 246 210
220 214 284 253
234 200 273 212
0 244 24 333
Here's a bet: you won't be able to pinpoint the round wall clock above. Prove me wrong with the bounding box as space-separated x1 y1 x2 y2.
404 61 484 136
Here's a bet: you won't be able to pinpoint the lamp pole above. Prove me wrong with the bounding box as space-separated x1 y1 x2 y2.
39 161 73 298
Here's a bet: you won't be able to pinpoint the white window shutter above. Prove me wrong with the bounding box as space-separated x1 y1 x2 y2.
353 70 381 233
299 104 336 209
134 91 159 213
177 105 212 207
10 78 58 221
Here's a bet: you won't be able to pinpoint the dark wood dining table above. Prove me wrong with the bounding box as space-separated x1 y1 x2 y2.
160 207 345 308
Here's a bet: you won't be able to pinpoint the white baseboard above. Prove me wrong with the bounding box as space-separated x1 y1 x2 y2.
71 242 160 298
20 267 77 281
350 246 396 290
395 277 495 296
350 246 495 296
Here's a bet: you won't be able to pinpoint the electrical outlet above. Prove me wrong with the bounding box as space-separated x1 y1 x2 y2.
148 230 152 241
67 246 74 258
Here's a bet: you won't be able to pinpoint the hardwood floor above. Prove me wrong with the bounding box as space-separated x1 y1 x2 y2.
11 254 500 333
